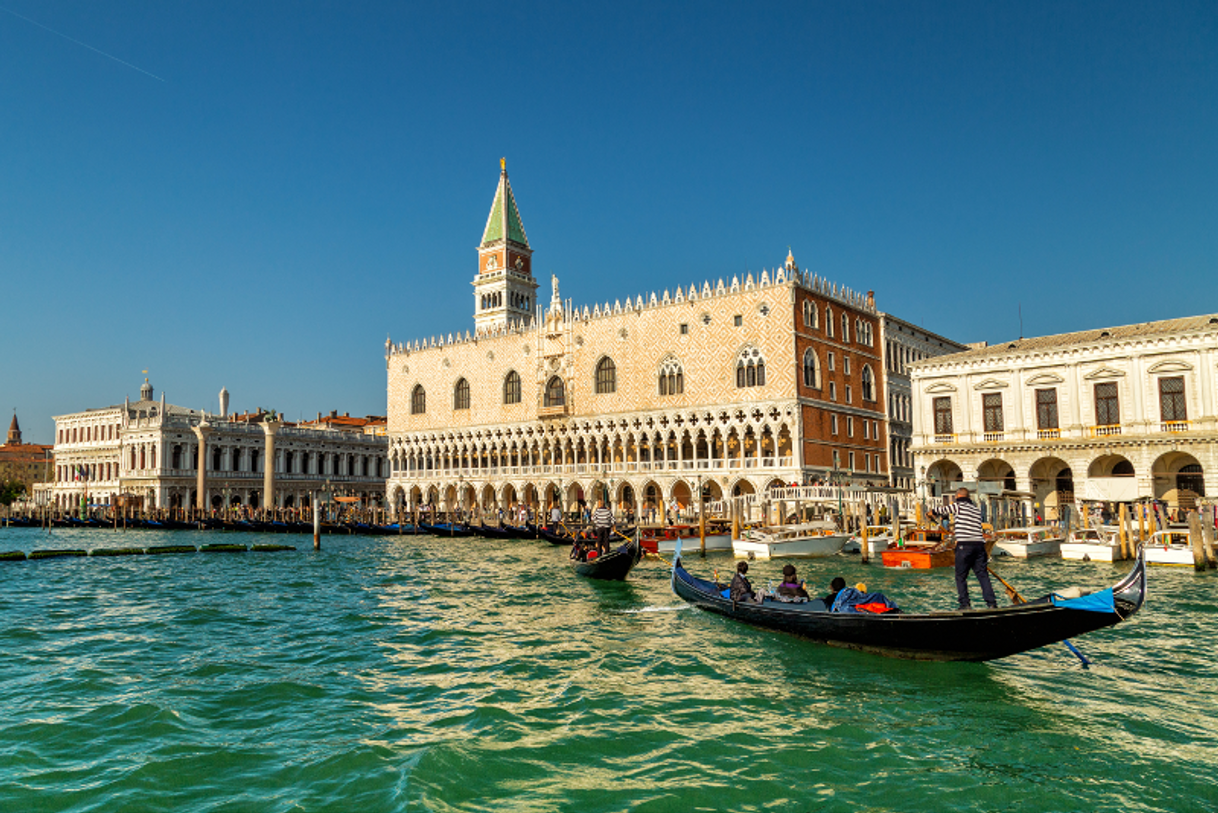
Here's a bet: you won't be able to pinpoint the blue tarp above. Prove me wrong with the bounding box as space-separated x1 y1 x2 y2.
1050 588 1114 613
831 587 899 613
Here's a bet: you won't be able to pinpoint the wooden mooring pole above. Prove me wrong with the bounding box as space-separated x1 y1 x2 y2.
1188 510 1207 571
1118 503 1131 561
312 495 321 550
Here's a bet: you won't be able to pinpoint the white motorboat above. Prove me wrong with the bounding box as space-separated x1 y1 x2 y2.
991 526 1063 558
1060 528 1121 562
733 523 849 560
841 525 895 556
1145 530 1194 566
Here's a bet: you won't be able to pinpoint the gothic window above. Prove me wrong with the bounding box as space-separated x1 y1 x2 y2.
1035 389 1058 430
861 365 875 401
826 307 834 337
503 370 521 404
411 385 426 415
595 357 617 394
544 376 565 407
735 347 766 388
983 393 1005 432
802 349 820 389
658 357 684 396
802 301 818 328
933 397 953 435
1094 382 1120 426
1159 376 1186 422
454 378 471 410
841 313 850 343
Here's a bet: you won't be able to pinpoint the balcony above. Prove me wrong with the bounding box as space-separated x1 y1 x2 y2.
933 434 956 444
537 403 568 419
1161 420 1190 434
1089 424 1122 437
982 432 1005 443
1037 428 1061 440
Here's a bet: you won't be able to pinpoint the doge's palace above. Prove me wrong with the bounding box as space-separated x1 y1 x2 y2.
385 163 890 518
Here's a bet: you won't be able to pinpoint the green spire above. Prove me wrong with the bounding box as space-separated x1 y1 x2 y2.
480 160 530 249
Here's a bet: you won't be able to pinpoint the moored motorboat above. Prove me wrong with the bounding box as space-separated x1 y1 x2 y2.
671 540 1147 662
1061 528 1121 562
842 525 895 556
880 528 954 569
992 526 1064 559
1144 530 1194 566
640 524 732 554
733 523 849 560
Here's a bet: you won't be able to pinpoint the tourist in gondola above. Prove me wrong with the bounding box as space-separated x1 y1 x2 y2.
823 576 847 607
729 561 762 603
591 498 614 554
928 487 998 610
776 564 809 600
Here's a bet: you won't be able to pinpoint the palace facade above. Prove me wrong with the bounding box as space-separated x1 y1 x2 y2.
910 314 1218 514
47 380 388 510
385 164 890 517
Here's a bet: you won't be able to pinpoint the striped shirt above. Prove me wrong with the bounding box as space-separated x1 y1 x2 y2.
929 497 985 545
591 506 614 529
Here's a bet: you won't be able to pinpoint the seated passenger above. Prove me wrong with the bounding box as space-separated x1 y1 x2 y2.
729 561 763 603
823 576 847 607
776 564 810 600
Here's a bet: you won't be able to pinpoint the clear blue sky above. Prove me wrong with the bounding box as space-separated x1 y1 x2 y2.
3 1 1215 443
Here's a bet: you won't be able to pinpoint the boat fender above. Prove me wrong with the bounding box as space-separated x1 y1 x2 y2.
587 551 599 560
855 582 866 592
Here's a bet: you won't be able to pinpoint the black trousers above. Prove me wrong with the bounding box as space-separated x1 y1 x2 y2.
954 544 997 609
595 526 610 550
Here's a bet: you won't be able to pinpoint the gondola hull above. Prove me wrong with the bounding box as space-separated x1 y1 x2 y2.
538 526 576 545
570 538 643 581
671 548 1146 662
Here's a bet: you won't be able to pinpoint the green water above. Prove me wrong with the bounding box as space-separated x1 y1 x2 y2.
0 528 1214 812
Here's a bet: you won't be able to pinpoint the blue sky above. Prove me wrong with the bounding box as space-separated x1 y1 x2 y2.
2 1 1215 443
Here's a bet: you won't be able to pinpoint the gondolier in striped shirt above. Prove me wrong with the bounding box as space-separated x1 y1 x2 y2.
928 488 998 610
591 498 615 554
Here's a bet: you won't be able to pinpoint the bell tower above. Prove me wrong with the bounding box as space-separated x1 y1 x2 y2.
473 158 538 331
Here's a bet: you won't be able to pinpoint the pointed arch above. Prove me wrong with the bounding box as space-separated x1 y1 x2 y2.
453 378 471 410
411 384 426 415
503 370 521 404
802 348 821 389
595 356 617 394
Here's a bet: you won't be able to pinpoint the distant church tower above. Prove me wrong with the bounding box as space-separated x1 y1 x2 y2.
473 159 538 331
6 413 21 445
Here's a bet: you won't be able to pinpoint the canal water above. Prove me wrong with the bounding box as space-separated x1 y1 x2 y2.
0 528 1214 812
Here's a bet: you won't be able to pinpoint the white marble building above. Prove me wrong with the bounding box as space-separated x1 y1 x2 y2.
49 379 388 510
910 314 1218 515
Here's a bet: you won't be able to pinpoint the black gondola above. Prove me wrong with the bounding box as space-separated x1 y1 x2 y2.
475 524 519 539
502 523 538 539
420 522 476 537
670 542 1147 662
569 535 643 581
538 525 578 545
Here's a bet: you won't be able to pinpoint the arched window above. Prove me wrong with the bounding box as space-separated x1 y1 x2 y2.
802 349 820 388
802 301 813 327
658 357 684 396
411 384 426 415
861 365 875 401
544 376 565 407
841 313 850 342
595 357 617 394
826 307 834 337
735 347 766 388
503 370 521 404
454 378 470 410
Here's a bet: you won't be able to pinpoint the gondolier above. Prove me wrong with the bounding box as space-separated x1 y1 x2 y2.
591 498 614 554
928 488 997 610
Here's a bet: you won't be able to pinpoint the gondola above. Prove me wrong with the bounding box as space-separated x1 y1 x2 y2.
569 534 643 581
420 522 476 537
670 541 1147 662
537 526 577 545
475 523 519 540
502 522 538 539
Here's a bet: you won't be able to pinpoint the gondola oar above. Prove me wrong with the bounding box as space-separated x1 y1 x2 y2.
988 564 1091 669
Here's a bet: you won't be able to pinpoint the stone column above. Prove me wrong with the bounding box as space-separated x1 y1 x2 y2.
262 419 281 512
192 421 211 511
